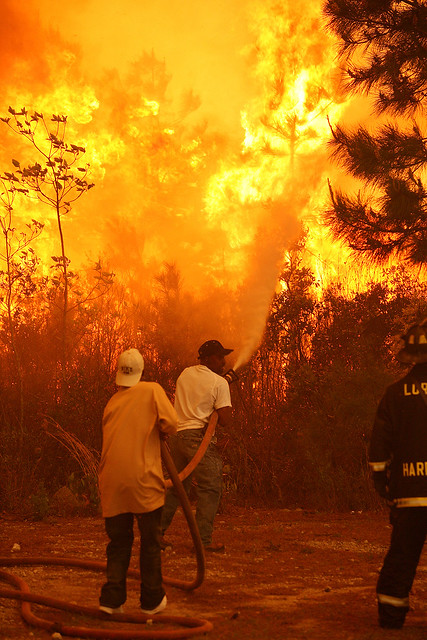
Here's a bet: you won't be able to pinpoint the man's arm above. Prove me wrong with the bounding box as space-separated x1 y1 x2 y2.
216 405 232 428
369 393 393 499
155 385 178 436
214 375 232 429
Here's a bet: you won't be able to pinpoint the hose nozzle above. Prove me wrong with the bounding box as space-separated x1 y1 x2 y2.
223 368 238 385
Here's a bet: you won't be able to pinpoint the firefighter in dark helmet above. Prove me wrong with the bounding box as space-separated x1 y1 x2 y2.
369 319 427 629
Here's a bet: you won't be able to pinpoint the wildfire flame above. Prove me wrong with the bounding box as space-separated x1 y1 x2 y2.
0 0 369 367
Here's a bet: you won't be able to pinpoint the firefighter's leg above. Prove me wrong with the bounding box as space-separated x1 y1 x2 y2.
100 512 134 608
377 507 427 628
193 440 222 546
136 507 166 610
161 433 192 535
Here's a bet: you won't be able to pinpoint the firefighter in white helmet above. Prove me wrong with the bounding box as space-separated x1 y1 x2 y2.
369 319 427 629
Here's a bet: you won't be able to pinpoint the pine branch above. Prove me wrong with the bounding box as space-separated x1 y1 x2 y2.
324 0 427 114
329 121 427 181
326 182 427 264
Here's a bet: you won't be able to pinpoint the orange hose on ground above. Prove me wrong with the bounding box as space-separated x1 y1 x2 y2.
0 439 211 638
0 564 212 639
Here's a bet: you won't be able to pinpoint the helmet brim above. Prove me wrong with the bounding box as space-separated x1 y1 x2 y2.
396 348 427 364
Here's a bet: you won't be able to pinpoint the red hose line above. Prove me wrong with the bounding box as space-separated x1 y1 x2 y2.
160 442 205 590
0 436 213 637
164 412 218 489
0 567 212 639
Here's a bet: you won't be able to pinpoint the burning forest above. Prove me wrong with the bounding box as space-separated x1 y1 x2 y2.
0 0 426 515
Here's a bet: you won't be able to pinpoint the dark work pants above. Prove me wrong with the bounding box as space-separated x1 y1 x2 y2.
377 507 427 627
100 508 165 610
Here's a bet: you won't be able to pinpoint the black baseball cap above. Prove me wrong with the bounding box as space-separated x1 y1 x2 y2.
198 340 233 359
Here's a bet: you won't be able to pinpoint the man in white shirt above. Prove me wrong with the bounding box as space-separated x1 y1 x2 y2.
161 340 233 552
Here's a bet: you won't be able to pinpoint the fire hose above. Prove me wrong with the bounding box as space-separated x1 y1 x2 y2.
0 435 214 639
0 367 239 638
164 412 218 490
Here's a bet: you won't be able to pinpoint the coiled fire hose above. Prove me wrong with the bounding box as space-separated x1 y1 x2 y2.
0 426 216 639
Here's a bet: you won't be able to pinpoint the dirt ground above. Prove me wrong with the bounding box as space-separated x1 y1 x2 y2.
1 506 426 640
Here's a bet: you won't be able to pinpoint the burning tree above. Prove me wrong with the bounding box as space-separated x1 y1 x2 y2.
0 177 44 435
323 0 427 266
0 108 96 370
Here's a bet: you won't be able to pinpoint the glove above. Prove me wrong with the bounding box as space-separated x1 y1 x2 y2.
373 470 389 499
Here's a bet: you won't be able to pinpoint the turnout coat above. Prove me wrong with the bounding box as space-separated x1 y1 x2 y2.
369 363 427 507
